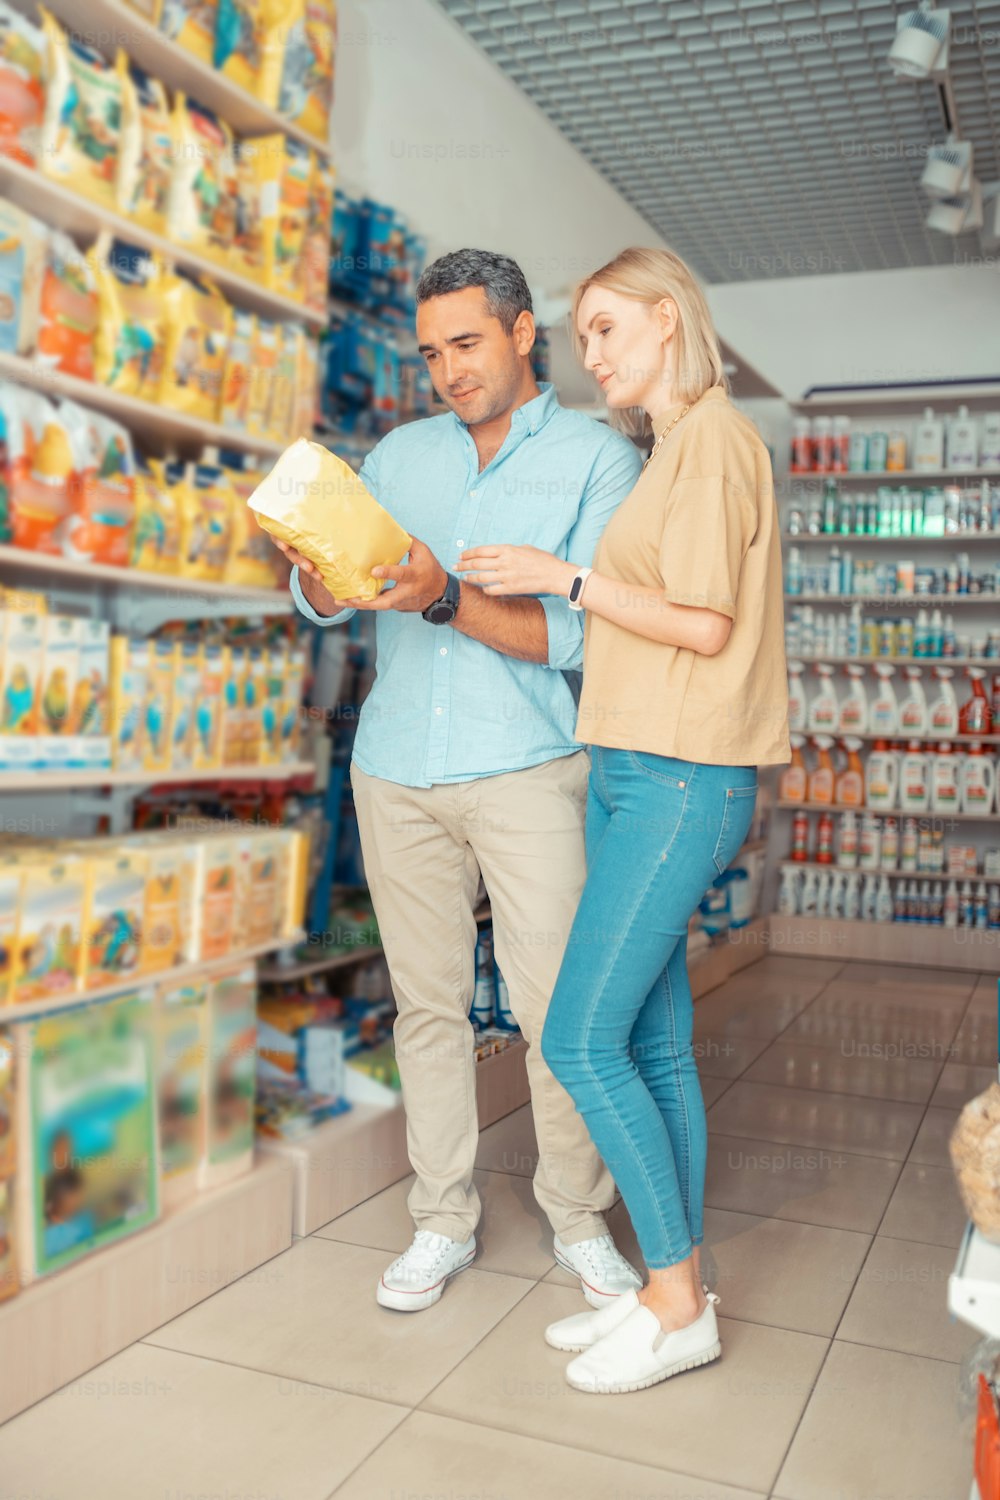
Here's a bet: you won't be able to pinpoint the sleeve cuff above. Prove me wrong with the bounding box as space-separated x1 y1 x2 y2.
290 566 356 626
540 593 584 671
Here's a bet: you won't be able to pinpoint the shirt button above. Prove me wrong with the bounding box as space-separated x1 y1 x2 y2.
456 540 465 548
439 647 448 656
435 707 443 715
470 490 478 497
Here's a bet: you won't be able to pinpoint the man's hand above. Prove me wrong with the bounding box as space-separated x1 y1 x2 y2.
272 539 343 619
343 538 447 613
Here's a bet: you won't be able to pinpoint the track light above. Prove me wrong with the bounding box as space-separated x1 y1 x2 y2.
889 3 950 79
925 178 982 236
921 138 972 199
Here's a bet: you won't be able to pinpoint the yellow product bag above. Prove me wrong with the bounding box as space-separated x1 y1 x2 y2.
91 235 165 400
215 0 294 99
159 271 231 422
267 321 296 440
301 155 335 312
292 327 320 437
248 439 411 602
159 0 217 65
224 465 281 588
231 133 281 282
245 316 277 437
220 308 253 432
39 12 131 213
276 0 335 140
177 461 233 581
166 95 239 266
131 458 181 574
264 139 311 301
118 65 172 233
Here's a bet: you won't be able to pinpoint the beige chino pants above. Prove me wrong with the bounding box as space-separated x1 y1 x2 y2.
350 752 615 1245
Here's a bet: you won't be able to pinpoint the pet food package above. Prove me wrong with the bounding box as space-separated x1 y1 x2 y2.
1 389 73 553
231 133 281 281
177 460 233 580
159 0 217 64
0 597 44 758
248 438 411 601
267 138 311 301
280 641 306 761
170 638 200 771
82 844 146 990
39 12 132 213
60 401 136 567
14 991 158 1282
200 965 255 1189
191 836 238 960
118 65 172 232
0 199 44 355
220 644 245 766
0 1028 14 1170
220 309 253 431
156 980 208 1208
224 464 278 588
0 866 22 1004
301 155 335 312
245 316 278 437
0 1 45 165
167 96 239 266
292 327 320 436
69 618 111 771
11 850 89 1004
278 0 336 140
192 642 224 770
37 231 98 380
131 457 180 573
160 271 231 422
92 237 165 400
137 836 195 970
109 634 148 771
0 1175 17 1301
214 0 289 99
36 612 79 769
260 643 284 764
142 637 175 774
268 321 296 439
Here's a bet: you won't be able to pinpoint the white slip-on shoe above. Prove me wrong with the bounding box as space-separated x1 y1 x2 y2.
545 1289 718 1353
565 1298 721 1394
376 1230 476 1312
553 1233 642 1308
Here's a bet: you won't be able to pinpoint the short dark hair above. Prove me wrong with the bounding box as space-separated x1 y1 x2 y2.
415 249 532 334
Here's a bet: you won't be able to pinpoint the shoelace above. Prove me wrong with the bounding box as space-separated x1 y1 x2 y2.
575 1234 623 1273
392 1230 455 1276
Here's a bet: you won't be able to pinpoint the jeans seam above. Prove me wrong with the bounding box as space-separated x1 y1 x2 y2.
662 961 694 1241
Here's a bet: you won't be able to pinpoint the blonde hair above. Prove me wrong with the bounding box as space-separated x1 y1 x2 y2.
571 247 728 437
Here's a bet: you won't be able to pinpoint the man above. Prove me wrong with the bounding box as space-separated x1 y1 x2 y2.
281 249 643 1312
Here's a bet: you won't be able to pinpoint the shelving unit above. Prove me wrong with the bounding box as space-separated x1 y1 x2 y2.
788 592 998 606
784 531 1000 544
0 762 313 793
0 542 291 608
776 801 1000 822
779 858 958 879
766 912 991 969
792 383 1000 410
790 655 998 668
783 467 1000 483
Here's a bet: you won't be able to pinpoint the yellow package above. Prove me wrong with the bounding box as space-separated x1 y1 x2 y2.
143 638 175 773
224 468 277 589
123 0 162 22
245 317 277 438
0 603 45 769
266 139 311 301
267 321 296 440
109 635 147 771
282 828 308 936
194 643 224 770
214 0 292 100
231 133 281 281
37 614 79 771
280 642 306 761
241 830 282 945
131 459 180 574
292 327 320 438
276 0 336 141
301 155 334 312
177 462 233 582
166 96 238 266
248 439 411 602
258 0 302 108
83 846 147 990
137 836 196 970
241 646 267 765
0 860 23 1005
159 0 217 67
192 836 237 961
260 643 285 764
118 65 172 233
221 646 246 766
39 12 132 213
70 618 111 772
220 310 253 433
91 237 165 400
170 639 200 772
13 851 89 1004
159 272 231 422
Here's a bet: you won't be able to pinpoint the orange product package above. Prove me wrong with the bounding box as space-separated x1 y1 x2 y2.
60 401 135 566
300 155 334 313
36 230 98 381
264 139 311 302
220 308 253 432
245 317 278 437
1 387 74 554
0 1 45 166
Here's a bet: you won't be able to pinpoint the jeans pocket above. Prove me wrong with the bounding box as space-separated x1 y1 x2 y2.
627 751 692 791
711 783 758 875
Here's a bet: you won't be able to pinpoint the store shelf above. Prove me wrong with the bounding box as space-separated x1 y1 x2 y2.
0 761 313 793
779 859 977 879
788 656 998 668
32 0 331 156
0 156 325 329
783 467 1000 484
6 930 305 1023
259 941 382 983
0 541 291 611
950 1223 1000 1340
0 1155 294 1426
0 351 283 460
792 384 1000 410
793 731 1000 746
766 912 991 969
777 801 1000 822
784 531 1000 544
787 593 998 606
259 1039 530 1235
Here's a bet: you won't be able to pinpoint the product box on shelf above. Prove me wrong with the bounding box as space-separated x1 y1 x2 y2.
35 613 79 771
0 603 46 767
82 845 147 991
137 836 196 971
70 618 112 771
201 966 256 1189
11 851 89 1005
0 1027 13 1179
190 836 238 961
155 979 208 1209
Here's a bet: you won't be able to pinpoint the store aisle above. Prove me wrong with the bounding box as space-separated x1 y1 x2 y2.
0 953 990 1500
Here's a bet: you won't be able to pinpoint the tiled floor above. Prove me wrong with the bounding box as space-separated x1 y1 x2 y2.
0 954 993 1500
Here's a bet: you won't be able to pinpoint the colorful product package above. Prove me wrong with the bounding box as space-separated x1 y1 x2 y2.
156 980 208 1207
61 401 136 567
159 0 217 64
267 321 297 439
69 618 111 770
36 613 79 770
292 327 320 437
192 836 237 960
166 96 238 266
0 199 45 355
231 133 281 281
12 851 88 1004
243 828 283 944
118 65 172 233
220 309 253 431
15 990 158 1281
301 155 335 312
137 836 195 970
224 467 277 588
201 966 255 1189
0 1027 13 1170
280 641 306 761
83 845 146 989
278 0 336 140
214 0 287 100
245 316 278 437
39 12 132 212
260 642 285 764
281 827 308 935
0 600 44 762
266 138 311 301
0 0 43 166
92 237 165 400
241 645 267 764
0 1176 16 1301
131 457 180 574
1 389 74 553
109 635 148 771
0 864 22 1004
194 642 224 769
170 639 201 771
177 460 233 581
36 230 98 380
248 439 411 601
220 644 245 766
159 270 231 421
142 637 175 774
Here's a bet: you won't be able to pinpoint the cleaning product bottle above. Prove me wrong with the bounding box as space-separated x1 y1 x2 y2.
914 407 944 471
988 885 1000 930
894 879 908 923
876 875 894 923
930 667 959 736
846 602 863 657
960 879 975 926
914 608 930 659
900 740 930 813
882 815 899 870
791 808 810 862
837 809 859 867
816 809 835 864
959 668 993 736
816 869 832 916
835 737 865 805
870 664 899 734
975 881 989 930
896 615 915 658
786 546 803 596
787 661 808 732
907 878 921 921
844 871 861 920
946 406 978 470
859 812 882 871
829 870 846 919
861 614 878 658
944 878 959 927
839 665 869 733
929 609 944 658
808 664 839 733
960 742 997 814
898 666 927 733
919 879 933 924
778 866 800 915
861 873 878 921
800 869 819 916
865 739 899 811
931 742 961 815
931 880 944 925
780 734 808 803
808 735 835 804
900 817 918 871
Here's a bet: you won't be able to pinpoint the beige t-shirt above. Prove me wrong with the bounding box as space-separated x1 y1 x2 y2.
578 385 790 767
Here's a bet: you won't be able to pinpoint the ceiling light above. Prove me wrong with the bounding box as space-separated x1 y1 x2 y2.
889 3 950 80
921 139 972 199
925 178 982 235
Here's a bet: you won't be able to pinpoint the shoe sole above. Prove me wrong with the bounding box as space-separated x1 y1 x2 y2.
553 1249 639 1309
566 1340 722 1394
545 1329 597 1353
376 1249 476 1312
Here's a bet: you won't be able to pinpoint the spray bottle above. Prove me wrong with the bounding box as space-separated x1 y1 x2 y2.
787 661 808 732
808 735 836 804
929 667 959 736
870 663 899 735
898 667 928 734
808 664 839 733
839 665 869 733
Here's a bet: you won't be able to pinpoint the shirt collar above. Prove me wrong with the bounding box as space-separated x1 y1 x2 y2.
450 381 559 438
651 384 727 439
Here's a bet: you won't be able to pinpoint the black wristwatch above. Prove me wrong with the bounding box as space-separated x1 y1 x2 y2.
422 573 461 625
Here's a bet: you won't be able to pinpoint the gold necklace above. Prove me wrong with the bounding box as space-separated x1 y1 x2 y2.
642 404 690 471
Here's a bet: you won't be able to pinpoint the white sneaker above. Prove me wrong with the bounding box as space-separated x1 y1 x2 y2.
376 1231 476 1312
553 1233 642 1308
565 1298 721 1394
546 1288 719 1352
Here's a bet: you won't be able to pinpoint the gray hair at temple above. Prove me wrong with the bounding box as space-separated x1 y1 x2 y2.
415 249 533 334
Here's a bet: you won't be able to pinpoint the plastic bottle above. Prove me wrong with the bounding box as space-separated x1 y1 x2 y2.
816 869 832 916
808 735 836 804
989 885 1000 930
791 808 810 861
960 880 975 926
929 667 959 735
835 737 865 805
960 742 997 814
899 740 931 813
929 609 943 659
914 407 944 471
975 881 989 930
931 742 962 815
816 809 835 865
821 477 838 531
959 668 994 735
887 432 907 472
907 878 920 921
866 739 900 811
778 867 800 915
849 430 869 473
901 816 918 871
896 615 915 658
800 869 819 916
832 416 851 473
847 602 863 657
844 871 861 920
829 870 846 919
859 813 882 871
790 417 812 473
861 873 878 921
931 880 944 925
786 546 804 596
920 878 933 924
898 667 927 733
839 665 868 732
946 406 978 470
876 875 894 922
870 664 899 734
837 809 859 868
944 879 959 927
780 734 808 803
914 608 931 659
942 614 957 658
787 661 808 732
882 816 899 868
827 546 842 596
861 614 878 658
808 664 839 733
894 879 908 923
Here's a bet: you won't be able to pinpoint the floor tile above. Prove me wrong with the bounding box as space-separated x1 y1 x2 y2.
837 1237 980 1364
146 1236 531 1407
704 1132 900 1234
968 973 998 1009
693 988 815 1041
696 1031 772 1079
707 1081 923 1161
422 1280 828 1495
774 1341 972 1500
908 1107 961 1168
782 1000 963 1054
475 1105 538 1178
835 961 976 999
314 1167 556 1280
930 1061 996 1110
741 1037 941 1105
949 1006 998 1066
701 1075 734 1108
804 981 970 1019
334 1409 767 1500
737 956 845 983
879 1162 968 1249
0 1342 405 1500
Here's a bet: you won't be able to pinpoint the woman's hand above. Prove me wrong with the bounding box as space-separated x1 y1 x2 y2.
456 545 576 597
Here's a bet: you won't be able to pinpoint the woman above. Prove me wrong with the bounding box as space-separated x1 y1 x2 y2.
456 247 790 1395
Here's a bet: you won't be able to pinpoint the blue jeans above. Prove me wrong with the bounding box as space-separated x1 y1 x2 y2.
541 748 758 1270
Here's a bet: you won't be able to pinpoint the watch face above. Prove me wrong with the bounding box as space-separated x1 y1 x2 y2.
425 599 457 625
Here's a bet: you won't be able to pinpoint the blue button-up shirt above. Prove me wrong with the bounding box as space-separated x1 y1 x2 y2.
292 383 642 787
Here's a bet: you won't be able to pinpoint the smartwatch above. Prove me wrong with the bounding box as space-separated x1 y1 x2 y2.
422 572 462 625
567 566 593 612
